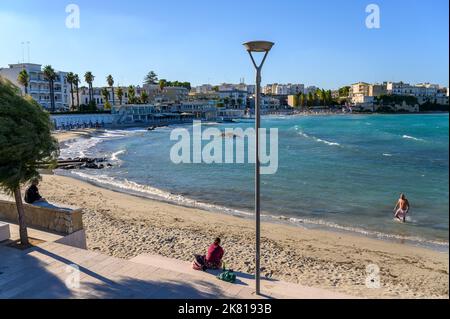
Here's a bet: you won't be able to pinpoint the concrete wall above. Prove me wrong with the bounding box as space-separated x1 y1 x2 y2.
0 200 83 235
55 229 87 249
51 113 114 128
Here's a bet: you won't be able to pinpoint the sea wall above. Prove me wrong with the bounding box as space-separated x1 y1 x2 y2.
0 200 83 235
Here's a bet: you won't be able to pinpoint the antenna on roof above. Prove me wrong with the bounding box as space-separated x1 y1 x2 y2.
26 41 30 63
21 41 25 64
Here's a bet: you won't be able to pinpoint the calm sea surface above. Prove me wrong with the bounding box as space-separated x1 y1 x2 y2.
59 114 449 249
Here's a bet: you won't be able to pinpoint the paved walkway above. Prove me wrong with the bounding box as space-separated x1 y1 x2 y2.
0 241 353 299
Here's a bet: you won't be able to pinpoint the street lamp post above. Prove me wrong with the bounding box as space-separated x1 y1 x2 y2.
243 40 274 295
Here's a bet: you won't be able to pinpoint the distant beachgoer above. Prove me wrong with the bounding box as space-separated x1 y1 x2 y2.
205 237 224 269
393 193 410 223
24 179 46 205
24 179 69 210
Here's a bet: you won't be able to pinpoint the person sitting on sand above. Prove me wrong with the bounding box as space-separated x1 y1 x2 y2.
393 193 410 223
24 178 46 205
205 237 224 269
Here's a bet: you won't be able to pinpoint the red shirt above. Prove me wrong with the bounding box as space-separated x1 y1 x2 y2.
206 243 224 265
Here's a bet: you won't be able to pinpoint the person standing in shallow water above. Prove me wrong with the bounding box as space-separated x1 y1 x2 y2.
394 193 410 223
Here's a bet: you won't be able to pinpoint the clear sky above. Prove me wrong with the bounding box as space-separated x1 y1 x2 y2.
0 0 448 89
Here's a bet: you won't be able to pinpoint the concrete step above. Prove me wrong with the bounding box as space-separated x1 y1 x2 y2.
130 253 353 299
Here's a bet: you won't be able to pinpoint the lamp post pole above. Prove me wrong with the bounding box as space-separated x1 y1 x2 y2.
255 64 262 295
243 41 273 296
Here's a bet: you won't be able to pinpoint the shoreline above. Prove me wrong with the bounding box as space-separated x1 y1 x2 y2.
53 127 449 252
3 173 446 298
42 128 449 298
58 168 448 252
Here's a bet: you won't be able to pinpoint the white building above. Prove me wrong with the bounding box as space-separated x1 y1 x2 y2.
195 84 213 94
263 83 304 95
0 63 70 111
386 82 439 97
217 90 248 108
304 86 319 95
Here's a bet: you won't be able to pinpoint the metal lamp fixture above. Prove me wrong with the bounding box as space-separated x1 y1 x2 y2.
243 40 274 295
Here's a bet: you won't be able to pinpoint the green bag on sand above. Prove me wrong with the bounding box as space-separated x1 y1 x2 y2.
217 269 236 283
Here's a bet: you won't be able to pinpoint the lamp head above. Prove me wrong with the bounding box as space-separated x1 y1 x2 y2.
243 41 274 53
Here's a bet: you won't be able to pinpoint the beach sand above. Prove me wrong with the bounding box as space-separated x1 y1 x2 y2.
2 172 445 299
3 130 445 299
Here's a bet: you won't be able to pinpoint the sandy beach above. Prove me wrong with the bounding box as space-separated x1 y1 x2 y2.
2 129 447 299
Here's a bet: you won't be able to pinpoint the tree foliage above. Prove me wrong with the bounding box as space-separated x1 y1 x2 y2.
0 77 59 192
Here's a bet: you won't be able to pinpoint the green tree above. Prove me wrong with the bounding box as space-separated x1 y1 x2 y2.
116 87 124 105
159 79 167 91
144 71 158 85
0 77 59 246
106 75 115 106
325 90 333 106
17 69 29 95
101 87 110 109
299 93 306 109
223 97 230 108
140 91 149 104
291 94 299 108
73 74 81 110
43 65 57 112
84 71 95 103
127 85 136 104
338 86 350 98
66 72 76 111
307 92 314 108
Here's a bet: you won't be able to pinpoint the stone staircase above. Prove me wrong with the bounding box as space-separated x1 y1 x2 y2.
0 241 353 299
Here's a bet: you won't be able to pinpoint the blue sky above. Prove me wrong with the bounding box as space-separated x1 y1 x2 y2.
0 0 448 89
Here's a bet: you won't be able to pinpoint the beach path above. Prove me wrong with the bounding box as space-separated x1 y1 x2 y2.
0 241 352 299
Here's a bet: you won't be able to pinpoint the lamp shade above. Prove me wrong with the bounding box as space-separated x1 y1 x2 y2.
243 41 274 52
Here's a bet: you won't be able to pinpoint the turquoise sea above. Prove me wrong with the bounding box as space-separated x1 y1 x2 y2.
59 114 449 249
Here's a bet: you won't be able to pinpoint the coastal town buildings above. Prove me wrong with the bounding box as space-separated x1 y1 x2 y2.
0 63 70 111
263 83 305 95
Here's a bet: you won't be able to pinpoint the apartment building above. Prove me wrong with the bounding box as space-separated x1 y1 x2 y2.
0 63 70 111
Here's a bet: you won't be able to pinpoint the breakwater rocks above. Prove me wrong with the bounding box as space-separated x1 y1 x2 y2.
57 157 113 170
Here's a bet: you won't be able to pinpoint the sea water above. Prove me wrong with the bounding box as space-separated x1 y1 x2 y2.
59 114 449 249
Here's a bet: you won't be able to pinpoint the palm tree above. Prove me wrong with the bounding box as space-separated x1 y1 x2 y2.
116 87 124 105
140 91 149 104
144 71 158 85
17 69 29 95
84 71 95 103
307 92 314 108
127 85 136 104
66 72 76 111
101 87 111 109
159 79 167 91
43 65 57 112
73 74 80 110
106 75 115 106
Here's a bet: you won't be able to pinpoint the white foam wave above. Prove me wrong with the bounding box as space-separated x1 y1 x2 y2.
68 171 253 218
111 150 126 161
283 215 448 248
297 131 340 146
63 170 448 249
60 129 144 159
383 153 393 157
314 138 340 146
403 135 424 141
